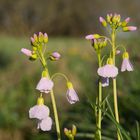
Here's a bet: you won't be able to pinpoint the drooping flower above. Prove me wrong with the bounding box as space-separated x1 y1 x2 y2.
97 58 118 78
37 117 52 131
36 71 54 93
121 52 133 72
101 77 109 87
29 96 53 131
66 82 79 104
21 48 32 57
50 52 61 61
29 97 50 120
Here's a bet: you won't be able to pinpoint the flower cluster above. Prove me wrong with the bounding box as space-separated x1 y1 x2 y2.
86 34 107 51
21 32 79 133
99 13 137 31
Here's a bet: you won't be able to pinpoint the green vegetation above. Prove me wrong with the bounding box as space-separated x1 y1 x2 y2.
0 36 140 139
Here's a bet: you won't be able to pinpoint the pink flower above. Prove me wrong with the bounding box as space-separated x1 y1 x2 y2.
85 34 94 40
50 52 61 60
36 77 54 93
21 48 32 57
37 117 52 131
97 58 118 78
121 52 133 72
29 104 50 120
125 17 130 23
66 82 79 104
101 77 109 87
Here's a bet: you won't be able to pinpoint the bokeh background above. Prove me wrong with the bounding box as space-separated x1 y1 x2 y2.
0 0 140 139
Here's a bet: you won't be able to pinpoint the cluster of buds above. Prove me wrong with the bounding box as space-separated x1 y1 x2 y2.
99 13 137 31
21 32 61 62
64 125 77 140
85 34 107 51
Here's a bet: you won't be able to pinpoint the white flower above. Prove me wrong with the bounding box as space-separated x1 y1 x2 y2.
121 52 133 72
36 77 54 93
66 82 79 104
37 117 52 131
97 58 118 78
29 104 50 120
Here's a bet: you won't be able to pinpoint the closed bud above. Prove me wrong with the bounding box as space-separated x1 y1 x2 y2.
29 54 38 61
38 32 44 43
121 17 130 27
99 17 107 27
44 33 48 43
123 26 137 32
64 128 69 136
93 34 100 39
72 125 77 136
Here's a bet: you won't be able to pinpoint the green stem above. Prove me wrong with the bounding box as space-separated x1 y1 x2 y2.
38 48 61 140
96 51 102 140
111 29 121 140
50 89 61 140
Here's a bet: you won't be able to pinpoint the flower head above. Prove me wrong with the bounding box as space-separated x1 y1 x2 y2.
66 82 79 104
37 117 52 131
29 97 50 120
97 58 118 78
121 52 133 72
36 71 54 94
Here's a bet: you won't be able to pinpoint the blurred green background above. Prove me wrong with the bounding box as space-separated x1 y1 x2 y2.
0 0 140 140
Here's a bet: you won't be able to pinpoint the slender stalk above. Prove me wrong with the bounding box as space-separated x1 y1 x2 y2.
96 52 102 140
50 89 61 140
38 48 61 140
111 29 121 140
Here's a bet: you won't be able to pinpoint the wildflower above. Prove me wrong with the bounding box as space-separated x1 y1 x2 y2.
121 52 133 72
50 52 61 61
123 26 137 32
36 71 54 93
121 17 130 27
101 77 109 87
37 117 52 131
99 17 107 27
66 82 79 104
97 58 118 78
29 97 50 120
21 48 32 57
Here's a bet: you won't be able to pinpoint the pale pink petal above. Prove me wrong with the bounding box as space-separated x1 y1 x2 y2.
97 64 118 78
121 58 133 72
38 117 52 131
85 34 94 40
51 52 61 60
29 105 50 120
66 89 79 104
21 48 32 57
36 77 54 93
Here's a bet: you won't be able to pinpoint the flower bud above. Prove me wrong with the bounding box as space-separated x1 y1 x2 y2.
29 53 38 61
49 52 61 61
72 125 77 136
123 26 137 32
121 17 130 27
99 17 107 27
38 32 44 43
64 128 69 136
44 33 48 43
93 34 100 39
